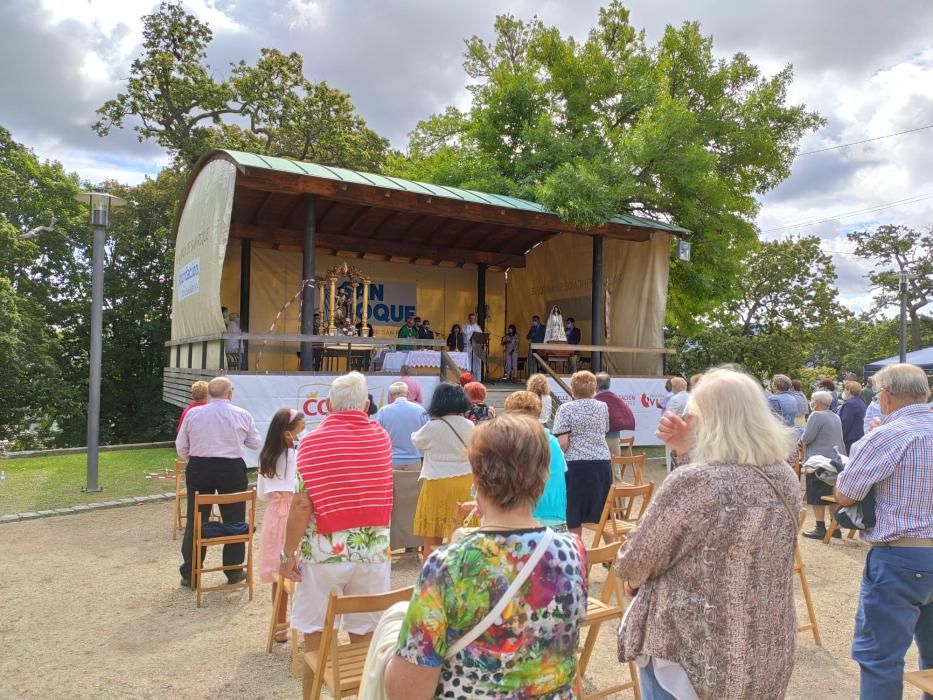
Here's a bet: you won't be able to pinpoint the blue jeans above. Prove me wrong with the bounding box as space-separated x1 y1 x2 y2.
853 546 933 700
639 660 678 700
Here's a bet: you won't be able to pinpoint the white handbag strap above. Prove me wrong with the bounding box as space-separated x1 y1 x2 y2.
445 528 554 659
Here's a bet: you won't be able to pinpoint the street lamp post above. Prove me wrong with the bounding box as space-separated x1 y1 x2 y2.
74 188 126 493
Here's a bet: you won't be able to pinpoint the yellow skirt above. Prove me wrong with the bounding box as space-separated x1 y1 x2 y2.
412 474 473 539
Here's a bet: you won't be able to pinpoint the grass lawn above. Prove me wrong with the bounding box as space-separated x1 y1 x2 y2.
0 448 181 514
0 444 666 515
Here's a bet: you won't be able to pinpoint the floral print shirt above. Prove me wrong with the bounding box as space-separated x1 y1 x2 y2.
293 473 390 564
395 528 588 699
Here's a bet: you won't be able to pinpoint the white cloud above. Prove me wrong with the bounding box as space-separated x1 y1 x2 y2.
3 0 932 316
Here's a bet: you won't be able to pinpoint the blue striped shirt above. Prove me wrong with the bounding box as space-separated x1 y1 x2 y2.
836 403 933 542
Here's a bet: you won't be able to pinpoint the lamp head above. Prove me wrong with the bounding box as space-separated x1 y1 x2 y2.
74 187 127 227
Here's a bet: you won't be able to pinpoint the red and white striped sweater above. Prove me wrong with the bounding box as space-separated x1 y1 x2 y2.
296 410 393 534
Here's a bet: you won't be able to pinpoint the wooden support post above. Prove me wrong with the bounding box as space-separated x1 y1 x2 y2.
477 263 487 329
591 236 603 374
300 196 316 371
240 239 251 371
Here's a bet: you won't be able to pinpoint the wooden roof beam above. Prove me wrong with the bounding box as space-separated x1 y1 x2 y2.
238 168 575 235
230 223 525 268
250 191 273 224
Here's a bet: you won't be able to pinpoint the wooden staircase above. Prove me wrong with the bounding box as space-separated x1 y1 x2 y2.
483 382 522 412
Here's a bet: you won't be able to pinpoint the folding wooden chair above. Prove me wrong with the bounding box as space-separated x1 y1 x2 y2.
578 542 640 699
266 573 301 678
794 511 822 646
821 495 859 544
303 586 415 700
583 482 655 546
905 669 933 694
191 489 257 607
618 436 635 459
173 459 220 540
172 459 187 540
612 454 646 485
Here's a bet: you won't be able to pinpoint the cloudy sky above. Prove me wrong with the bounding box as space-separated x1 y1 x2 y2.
2 0 932 313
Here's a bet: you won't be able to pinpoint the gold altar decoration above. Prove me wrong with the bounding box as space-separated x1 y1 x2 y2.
323 262 371 335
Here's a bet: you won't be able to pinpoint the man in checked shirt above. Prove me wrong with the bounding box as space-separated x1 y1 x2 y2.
835 363 932 700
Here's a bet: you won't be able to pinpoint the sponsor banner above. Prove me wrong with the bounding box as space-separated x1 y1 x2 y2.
228 374 440 467
177 258 200 300
547 376 668 446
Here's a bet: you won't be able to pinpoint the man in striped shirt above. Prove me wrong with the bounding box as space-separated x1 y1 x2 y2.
836 363 933 700
278 371 393 692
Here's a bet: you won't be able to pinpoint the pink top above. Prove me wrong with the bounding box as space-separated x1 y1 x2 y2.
389 376 424 405
176 400 207 434
175 399 261 460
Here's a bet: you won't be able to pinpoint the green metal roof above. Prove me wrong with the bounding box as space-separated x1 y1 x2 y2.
218 149 690 235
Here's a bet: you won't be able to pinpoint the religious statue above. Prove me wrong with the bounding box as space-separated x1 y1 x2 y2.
544 305 567 343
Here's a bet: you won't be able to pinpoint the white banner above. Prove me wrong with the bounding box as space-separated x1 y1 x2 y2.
228 374 441 467
177 258 200 301
171 158 236 339
547 376 668 446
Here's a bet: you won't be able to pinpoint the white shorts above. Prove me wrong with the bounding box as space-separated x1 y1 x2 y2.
291 561 391 635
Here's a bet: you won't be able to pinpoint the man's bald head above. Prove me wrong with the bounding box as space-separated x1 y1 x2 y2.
208 377 233 399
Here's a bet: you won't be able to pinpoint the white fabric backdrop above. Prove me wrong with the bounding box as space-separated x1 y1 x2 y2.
547 376 668 446
228 374 441 467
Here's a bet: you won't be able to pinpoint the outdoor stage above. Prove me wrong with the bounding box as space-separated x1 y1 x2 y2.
164 149 686 455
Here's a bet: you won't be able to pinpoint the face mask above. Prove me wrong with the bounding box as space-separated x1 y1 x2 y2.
532 320 539 326
566 324 574 330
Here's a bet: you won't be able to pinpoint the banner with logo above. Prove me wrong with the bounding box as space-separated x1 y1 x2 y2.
547 376 668 446
228 374 441 467
171 158 236 340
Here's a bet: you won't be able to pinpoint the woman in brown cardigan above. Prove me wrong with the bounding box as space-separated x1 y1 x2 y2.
616 367 801 700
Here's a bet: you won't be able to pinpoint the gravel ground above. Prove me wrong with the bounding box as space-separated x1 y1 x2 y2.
0 461 922 699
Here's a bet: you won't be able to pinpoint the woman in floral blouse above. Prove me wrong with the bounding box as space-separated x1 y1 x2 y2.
385 414 588 700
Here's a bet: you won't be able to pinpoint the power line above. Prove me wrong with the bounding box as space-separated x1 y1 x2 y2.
797 124 933 156
759 192 933 234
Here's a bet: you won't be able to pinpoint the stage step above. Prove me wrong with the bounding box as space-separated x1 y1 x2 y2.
483 382 522 412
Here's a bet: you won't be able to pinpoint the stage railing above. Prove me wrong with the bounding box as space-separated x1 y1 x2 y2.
439 349 462 384
165 332 449 374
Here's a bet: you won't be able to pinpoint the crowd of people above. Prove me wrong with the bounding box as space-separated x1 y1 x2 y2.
173 359 931 700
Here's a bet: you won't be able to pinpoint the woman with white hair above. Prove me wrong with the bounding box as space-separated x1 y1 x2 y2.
800 390 846 540
616 367 801 700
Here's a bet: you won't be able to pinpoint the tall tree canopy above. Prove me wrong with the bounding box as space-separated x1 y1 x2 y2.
0 126 84 444
93 2 389 170
848 224 932 351
667 236 845 378
388 3 823 330
0 126 180 447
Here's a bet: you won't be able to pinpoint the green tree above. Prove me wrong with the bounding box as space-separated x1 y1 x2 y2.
847 224 932 351
0 126 87 445
388 3 823 331
666 237 844 378
95 171 181 444
93 2 389 170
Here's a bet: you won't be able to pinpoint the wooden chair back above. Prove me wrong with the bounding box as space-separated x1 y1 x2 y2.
192 488 257 607
618 436 635 458
588 482 655 545
578 542 640 699
584 542 622 602
266 573 301 678
612 454 645 485
308 586 415 700
172 459 187 540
